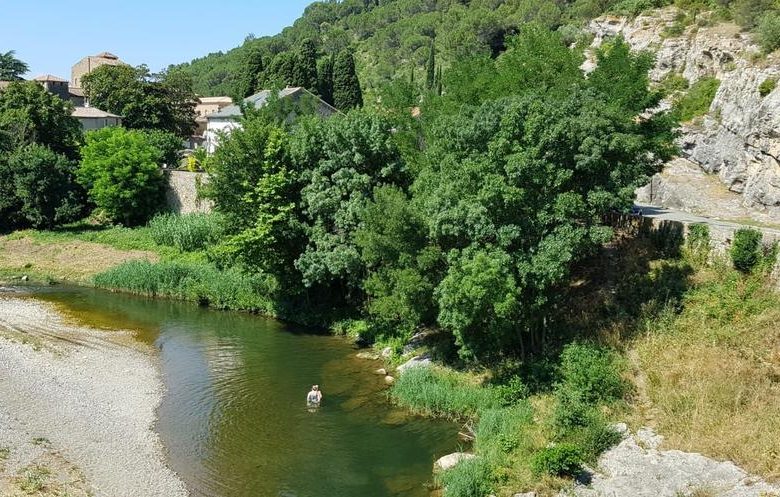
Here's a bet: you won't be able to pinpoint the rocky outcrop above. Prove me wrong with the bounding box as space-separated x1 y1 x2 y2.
588 8 780 219
568 427 780 497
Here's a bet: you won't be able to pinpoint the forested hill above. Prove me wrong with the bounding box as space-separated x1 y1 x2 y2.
171 0 625 99
174 0 780 101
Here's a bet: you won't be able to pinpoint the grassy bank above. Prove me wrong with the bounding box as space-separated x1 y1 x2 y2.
387 226 780 496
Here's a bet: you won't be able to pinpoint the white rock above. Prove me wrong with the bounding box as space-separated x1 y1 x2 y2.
433 452 475 472
396 355 432 374
381 346 393 358
384 375 395 385
374 368 387 375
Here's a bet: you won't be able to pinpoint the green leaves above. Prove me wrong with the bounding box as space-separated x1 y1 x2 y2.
77 127 165 226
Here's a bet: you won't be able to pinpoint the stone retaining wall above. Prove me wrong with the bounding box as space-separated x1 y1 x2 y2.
165 170 213 214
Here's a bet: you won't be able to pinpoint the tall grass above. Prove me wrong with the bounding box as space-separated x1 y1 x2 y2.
93 259 275 313
148 213 225 252
390 366 503 419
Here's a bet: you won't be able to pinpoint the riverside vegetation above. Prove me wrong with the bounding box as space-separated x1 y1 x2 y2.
4 1 780 496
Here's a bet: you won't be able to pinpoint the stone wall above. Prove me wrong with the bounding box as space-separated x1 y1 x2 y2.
165 170 213 214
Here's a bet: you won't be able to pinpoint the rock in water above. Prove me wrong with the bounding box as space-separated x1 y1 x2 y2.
433 452 476 472
384 375 395 385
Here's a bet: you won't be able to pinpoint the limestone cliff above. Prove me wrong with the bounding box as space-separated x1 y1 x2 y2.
587 8 780 220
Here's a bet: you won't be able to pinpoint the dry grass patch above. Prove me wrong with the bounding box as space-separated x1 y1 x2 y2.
631 265 780 479
0 235 158 283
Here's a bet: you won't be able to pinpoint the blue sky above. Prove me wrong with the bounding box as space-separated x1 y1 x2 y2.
1 0 313 80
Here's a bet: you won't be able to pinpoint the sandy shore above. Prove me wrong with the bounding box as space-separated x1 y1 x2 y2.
0 291 188 497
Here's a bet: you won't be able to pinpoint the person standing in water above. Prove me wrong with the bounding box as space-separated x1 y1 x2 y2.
306 385 322 406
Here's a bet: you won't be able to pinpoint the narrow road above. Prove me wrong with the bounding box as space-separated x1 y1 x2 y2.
635 203 780 238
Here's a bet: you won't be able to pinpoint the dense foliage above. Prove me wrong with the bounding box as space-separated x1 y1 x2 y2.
173 0 780 102
0 80 85 231
77 127 167 226
81 64 197 137
199 27 676 361
0 50 28 80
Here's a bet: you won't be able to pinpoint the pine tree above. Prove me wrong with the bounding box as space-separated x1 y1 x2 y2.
425 38 435 90
293 38 318 90
239 45 264 98
333 50 363 109
316 55 334 104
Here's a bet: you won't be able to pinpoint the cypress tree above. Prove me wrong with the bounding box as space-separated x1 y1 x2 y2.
436 66 442 96
293 38 318 90
240 45 264 98
333 50 363 109
425 38 435 90
316 55 334 104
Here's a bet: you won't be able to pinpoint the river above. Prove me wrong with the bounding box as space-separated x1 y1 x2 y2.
33 287 458 497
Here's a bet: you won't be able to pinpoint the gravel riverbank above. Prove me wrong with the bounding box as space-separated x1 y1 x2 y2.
0 290 188 497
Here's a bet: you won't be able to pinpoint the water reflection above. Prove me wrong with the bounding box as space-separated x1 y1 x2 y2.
37 288 457 497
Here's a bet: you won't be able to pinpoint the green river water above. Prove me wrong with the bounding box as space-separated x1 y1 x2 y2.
36 288 458 497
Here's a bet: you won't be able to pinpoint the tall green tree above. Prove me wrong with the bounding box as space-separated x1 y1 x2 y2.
82 65 196 137
0 50 28 80
426 38 436 90
0 81 81 158
293 38 318 89
316 55 334 104
239 44 265 98
332 50 363 109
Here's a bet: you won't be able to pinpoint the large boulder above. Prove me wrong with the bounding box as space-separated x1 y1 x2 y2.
396 354 432 374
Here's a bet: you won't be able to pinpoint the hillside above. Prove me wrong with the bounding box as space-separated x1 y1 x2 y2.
173 0 780 101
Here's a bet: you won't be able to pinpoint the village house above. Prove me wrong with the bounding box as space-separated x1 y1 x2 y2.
194 96 232 137
204 87 337 153
72 106 122 130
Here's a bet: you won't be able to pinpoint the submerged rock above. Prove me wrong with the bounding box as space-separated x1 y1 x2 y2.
374 368 387 375
384 375 395 385
433 452 475 472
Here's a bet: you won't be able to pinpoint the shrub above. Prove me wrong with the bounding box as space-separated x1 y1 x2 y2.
558 343 628 404
77 127 166 226
390 366 503 419
148 213 225 252
659 73 690 96
672 77 721 122
730 227 763 273
437 456 494 497
685 223 711 265
530 444 582 476
141 129 183 167
759 77 778 97
495 375 531 406
475 405 534 457
0 143 85 230
757 12 780 54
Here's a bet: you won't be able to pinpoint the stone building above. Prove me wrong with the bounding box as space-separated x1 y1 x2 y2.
32 74 70 100
194 96 232 136
72 106 122 131
70 51 125 89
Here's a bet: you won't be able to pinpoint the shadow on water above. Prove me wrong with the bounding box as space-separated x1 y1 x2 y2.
33 287 458 497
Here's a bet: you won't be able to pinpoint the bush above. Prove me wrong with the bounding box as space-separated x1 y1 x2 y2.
437 456 494 497
390 366 503 419
141 129 183 167
475 405 534 457
672 77 720 122
759 77 778 97
0 144 85 230
77 127 166 226
558 343 628 404
685 223 711 265
148 213 225 251
757 12 780 54
93 259 275 312
530 444 582 476
659 73 690 96
731 227 762 273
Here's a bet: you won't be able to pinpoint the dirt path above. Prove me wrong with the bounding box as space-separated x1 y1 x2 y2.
0 291 188 497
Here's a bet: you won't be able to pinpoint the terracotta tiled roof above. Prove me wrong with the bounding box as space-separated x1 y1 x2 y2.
33 74 67 82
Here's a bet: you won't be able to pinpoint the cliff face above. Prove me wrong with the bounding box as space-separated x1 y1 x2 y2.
588 9 780 219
